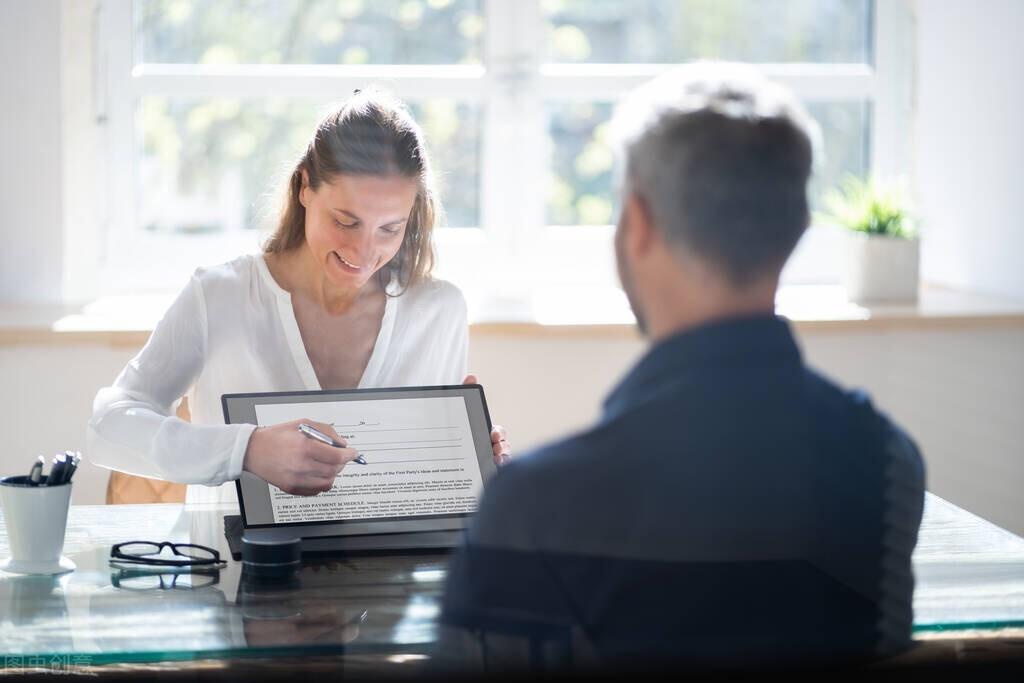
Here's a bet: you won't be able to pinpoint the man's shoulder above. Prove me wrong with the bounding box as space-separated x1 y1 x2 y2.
481 435 585 505
800 365 925 486
471 426 616 543
502 425 611 482
801 366 894 436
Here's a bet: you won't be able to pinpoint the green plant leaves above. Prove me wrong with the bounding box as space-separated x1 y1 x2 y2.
817 175 916 239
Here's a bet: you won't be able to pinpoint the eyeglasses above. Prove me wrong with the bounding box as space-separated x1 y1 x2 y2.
110 540 224 567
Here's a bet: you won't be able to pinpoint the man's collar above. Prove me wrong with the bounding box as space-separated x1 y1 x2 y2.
603 314 801 419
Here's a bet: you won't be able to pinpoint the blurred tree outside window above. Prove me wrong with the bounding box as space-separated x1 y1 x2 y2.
542 0 871 226
135 0 482 235
139 97 479 233
136 0 483 65
547 101 869 226
112 0 886 294
543 0 869 64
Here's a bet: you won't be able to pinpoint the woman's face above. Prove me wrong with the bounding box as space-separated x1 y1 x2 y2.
300 173 419 291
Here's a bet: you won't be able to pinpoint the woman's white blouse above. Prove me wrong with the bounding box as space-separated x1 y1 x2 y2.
87 253 469 505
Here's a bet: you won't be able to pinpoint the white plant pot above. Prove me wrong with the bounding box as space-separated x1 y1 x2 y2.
844 233 920 303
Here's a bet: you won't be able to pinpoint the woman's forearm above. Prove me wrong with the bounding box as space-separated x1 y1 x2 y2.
88 388 255 485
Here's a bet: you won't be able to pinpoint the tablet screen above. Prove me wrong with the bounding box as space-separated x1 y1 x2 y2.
224 386 495 531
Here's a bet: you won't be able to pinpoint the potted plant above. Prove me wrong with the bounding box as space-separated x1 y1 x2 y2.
820 175 919 303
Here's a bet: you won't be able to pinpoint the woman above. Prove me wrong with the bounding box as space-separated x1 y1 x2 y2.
88 89 510 504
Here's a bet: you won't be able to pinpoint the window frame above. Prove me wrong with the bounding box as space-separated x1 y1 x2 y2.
94 0 913 313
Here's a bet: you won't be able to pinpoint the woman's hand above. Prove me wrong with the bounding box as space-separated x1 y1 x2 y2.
242 419 360 496
490 423 511 467
463 374 512 466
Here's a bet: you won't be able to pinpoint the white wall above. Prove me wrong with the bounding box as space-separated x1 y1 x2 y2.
914 0 1024 300
0 343 129 511
0 0 63 305
61 0 103 305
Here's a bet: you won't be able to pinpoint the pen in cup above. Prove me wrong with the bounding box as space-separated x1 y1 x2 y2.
297 423 368 465
48 453 68 486
22 451 81 487
27 456 44 486
62 452 81 485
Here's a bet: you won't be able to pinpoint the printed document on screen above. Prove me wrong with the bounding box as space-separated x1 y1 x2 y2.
254 397 484 524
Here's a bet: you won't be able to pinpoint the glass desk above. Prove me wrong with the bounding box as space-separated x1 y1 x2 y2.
1 492 1023 669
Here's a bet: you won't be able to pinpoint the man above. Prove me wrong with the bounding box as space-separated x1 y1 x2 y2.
438 63 925 673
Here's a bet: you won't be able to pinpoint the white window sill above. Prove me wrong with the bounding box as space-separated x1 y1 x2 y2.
2 284 1024 347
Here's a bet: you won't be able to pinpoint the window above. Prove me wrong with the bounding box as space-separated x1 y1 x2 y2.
97 0 911 317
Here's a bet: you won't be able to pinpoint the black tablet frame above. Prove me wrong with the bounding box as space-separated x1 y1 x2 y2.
222 384 495 538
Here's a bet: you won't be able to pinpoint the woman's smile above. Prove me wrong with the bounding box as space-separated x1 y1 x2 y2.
332 251 370 275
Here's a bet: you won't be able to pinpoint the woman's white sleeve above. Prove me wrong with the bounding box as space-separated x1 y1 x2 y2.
444 287 469 383
86 274 255 485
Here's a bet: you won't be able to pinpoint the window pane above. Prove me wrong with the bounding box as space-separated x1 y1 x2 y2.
805 101 870 211
543 0 872 64
546 100 869 226
546 102 616 226
137 97 479 235
135 0 484 65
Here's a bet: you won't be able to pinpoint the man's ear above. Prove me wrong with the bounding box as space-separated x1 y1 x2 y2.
298 169 311 209
623 191 657 258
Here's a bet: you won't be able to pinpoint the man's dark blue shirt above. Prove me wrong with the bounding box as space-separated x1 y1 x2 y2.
440 315 925 671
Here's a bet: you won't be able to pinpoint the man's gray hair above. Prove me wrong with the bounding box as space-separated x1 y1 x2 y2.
610 62 822 285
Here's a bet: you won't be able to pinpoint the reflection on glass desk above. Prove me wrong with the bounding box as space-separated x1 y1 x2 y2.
1 492 1023 665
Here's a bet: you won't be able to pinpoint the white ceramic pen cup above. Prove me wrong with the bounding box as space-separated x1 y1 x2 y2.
0 475 76 575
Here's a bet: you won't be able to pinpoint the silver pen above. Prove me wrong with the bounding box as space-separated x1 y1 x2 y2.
28 456 45 486
297 423 368 465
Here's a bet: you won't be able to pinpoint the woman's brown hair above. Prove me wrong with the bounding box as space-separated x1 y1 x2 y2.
264 89 439 294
